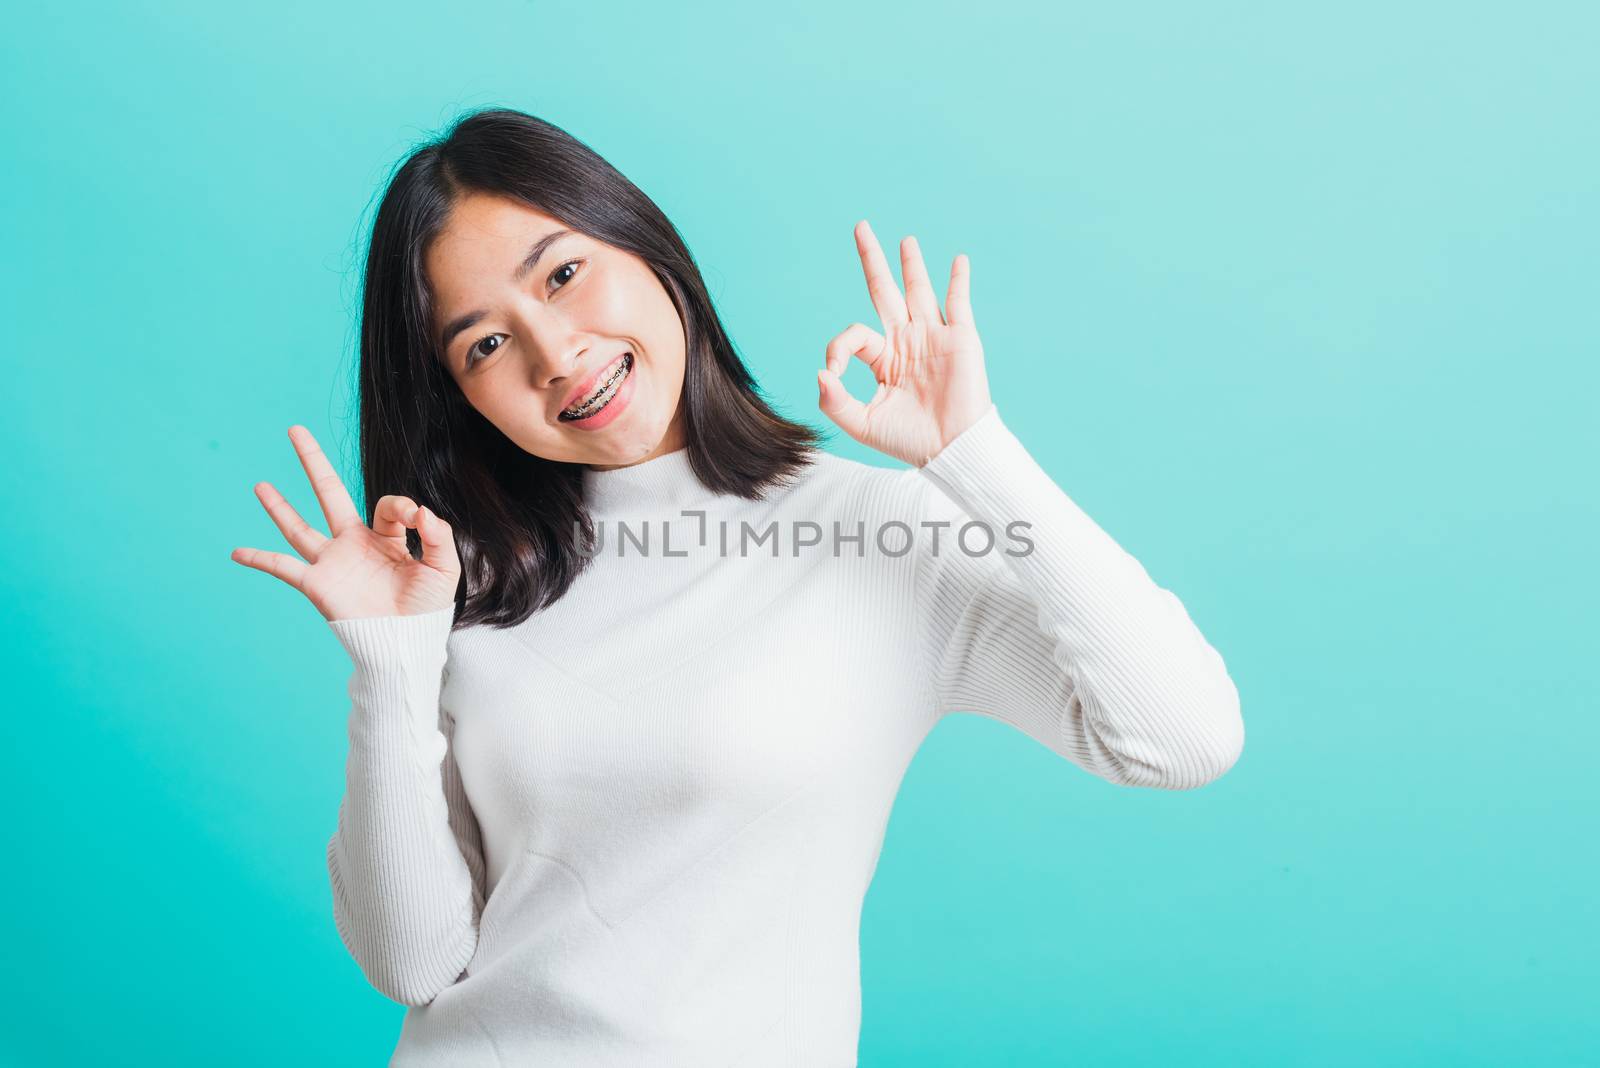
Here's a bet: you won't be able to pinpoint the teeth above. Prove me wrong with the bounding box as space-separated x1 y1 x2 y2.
562 354 631 419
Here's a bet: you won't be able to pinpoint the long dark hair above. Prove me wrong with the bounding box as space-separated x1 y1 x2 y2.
353 107 823 629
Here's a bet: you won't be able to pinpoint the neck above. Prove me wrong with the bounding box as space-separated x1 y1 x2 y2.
581 443 721 516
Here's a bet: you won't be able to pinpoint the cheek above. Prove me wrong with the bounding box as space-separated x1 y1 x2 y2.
640 293 686 375
605 268 677 338
581 271 641 330
469 378 535 429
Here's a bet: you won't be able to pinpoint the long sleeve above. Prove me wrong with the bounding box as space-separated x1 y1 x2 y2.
910 403 1244 790
325 605 487 1006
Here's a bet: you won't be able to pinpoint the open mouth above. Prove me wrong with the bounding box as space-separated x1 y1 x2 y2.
559 352 633 422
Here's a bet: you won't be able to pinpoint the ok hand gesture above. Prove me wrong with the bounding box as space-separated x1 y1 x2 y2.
230 426 461 623
817 221 993 467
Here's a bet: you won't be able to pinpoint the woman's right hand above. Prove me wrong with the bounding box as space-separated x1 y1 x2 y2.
230 425 462 623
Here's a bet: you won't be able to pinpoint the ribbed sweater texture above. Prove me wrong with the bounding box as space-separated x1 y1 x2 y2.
324 403 1244 1066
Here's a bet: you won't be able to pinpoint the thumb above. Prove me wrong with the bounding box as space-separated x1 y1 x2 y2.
415 506 459 575
817 368 870 443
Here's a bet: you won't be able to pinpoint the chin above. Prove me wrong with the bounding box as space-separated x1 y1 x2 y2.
592 421 665 463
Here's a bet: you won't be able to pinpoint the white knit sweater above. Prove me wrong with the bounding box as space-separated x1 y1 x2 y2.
324 403 1243 1066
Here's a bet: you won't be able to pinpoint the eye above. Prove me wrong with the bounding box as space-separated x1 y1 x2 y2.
465 333 507 370
548 258 582 292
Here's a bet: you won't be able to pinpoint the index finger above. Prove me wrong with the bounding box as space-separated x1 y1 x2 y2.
287 425 364 536
854 220 909 330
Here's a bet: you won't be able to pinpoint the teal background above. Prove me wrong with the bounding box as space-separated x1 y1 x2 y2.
3 1 1595 1064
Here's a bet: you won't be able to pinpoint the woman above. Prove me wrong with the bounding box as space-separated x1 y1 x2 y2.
231 108 1243 1066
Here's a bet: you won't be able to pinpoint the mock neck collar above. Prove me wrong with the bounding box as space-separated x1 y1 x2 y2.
580 445 724 517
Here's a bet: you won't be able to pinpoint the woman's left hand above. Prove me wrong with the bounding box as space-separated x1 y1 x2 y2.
818 220 993 467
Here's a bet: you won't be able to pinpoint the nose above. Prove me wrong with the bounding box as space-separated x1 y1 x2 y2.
517 314 587 393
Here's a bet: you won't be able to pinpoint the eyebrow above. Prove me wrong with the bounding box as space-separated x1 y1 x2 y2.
437 228 574 356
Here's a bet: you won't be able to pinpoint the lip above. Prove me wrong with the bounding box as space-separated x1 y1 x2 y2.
560 358 636 431
559 352 632 415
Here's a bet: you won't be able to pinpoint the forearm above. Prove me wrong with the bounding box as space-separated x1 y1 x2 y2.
916 404 1244 789
325 607 481 1006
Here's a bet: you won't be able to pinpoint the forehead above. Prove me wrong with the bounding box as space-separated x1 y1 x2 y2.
427 193 566 279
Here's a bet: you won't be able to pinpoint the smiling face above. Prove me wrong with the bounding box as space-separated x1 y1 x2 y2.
426 192 689 470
